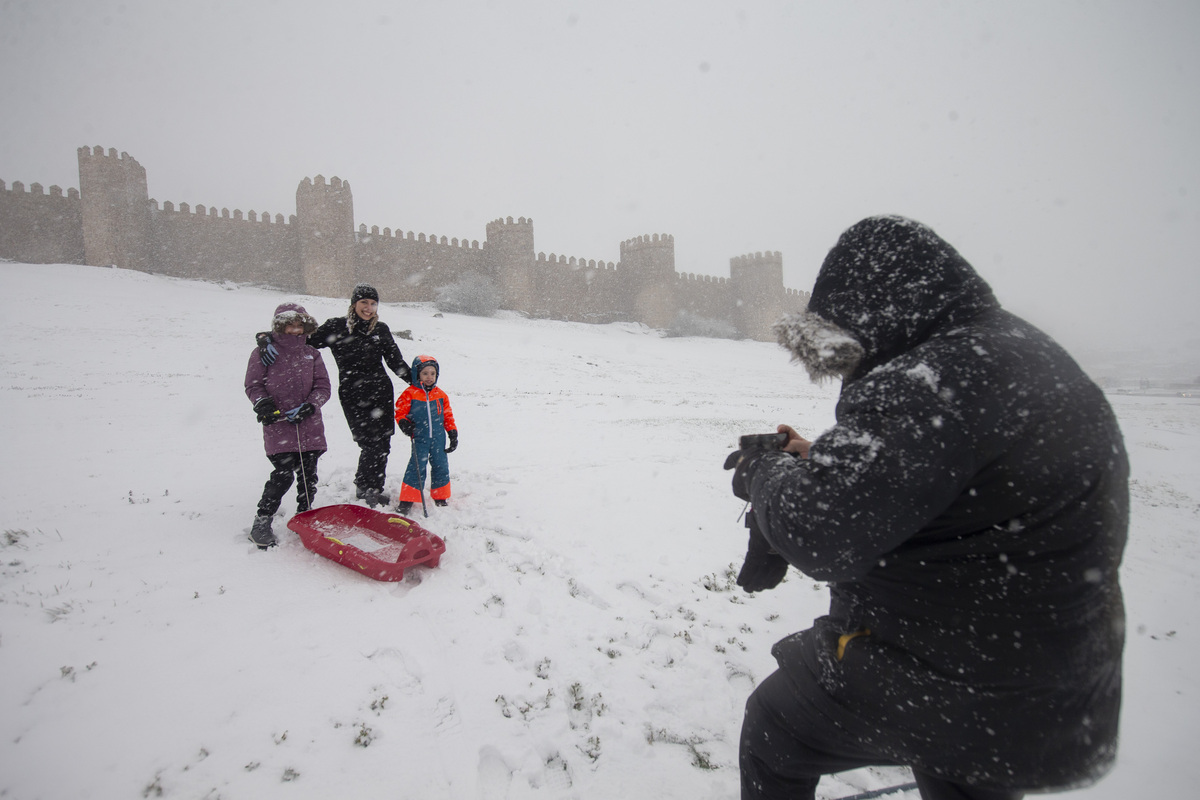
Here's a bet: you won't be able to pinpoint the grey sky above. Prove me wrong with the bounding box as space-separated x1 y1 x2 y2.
2 0 1196 356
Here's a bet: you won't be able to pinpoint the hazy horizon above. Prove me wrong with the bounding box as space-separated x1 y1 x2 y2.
2 0 1197 359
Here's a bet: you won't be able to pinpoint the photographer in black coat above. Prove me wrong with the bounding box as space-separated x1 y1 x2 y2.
728 216 1128 800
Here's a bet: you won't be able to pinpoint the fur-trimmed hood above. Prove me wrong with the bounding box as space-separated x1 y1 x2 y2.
773 311 865 383
271 303 319 335
780 215 999 381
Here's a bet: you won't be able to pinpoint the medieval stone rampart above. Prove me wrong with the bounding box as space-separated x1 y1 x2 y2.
0 180 83 265
149 198 301 290
356 223 487 305
0 146 808 339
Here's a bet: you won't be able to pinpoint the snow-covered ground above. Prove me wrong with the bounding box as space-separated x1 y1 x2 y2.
0 262 1195 799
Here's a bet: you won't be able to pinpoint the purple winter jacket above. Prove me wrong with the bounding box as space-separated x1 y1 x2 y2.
244 332 332 456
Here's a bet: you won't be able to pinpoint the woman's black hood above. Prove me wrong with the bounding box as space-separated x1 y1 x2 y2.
777 216 1000 381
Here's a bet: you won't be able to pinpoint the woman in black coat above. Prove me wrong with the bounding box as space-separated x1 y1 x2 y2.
260 284 411 507
731 216 1128 800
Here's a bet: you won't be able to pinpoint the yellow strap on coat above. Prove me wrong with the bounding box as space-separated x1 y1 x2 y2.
836 629 871 661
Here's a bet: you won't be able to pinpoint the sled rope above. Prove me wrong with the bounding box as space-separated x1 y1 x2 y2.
295 423 312 510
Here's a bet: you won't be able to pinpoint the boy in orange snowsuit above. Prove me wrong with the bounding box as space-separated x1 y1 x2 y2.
394 355 458 514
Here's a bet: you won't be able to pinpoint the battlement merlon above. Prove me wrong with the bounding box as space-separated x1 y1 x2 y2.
484 216 536 255
77 145 146 167
619 232 674 254
297 174 353 199
730 250 784 288
485 216 534 238
730 250 783 269
1 180 80 200
538 253 617 270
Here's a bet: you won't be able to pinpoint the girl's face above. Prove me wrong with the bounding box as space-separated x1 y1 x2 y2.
354 299 378 320
284 321 305 336
419 365 437 386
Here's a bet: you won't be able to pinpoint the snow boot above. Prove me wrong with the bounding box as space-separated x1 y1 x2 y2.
434 499 448 507
358 488 388 509
396 501 414 515
249 515 277 550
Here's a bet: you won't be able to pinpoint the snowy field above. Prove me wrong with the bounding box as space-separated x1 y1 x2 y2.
0 262 1196 800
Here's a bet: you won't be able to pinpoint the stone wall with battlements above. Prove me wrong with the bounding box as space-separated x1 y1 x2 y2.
0 180 84 265
0 146 808 339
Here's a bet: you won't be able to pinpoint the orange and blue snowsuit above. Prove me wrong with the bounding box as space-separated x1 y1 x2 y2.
394 355 457 503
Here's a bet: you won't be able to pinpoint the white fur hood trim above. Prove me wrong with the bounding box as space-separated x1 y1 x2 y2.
773 311 865 383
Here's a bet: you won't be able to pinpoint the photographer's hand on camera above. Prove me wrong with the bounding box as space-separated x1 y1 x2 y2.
724 427 811 593
724 448 778 502
725 427 809 501
776 424 812 459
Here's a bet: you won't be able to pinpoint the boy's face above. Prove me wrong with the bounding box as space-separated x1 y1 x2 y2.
419 365 437 386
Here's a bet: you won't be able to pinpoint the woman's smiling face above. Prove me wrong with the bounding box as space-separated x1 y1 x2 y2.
354 299 378 320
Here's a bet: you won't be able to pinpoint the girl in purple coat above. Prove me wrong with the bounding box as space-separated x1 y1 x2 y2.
244 303 332 549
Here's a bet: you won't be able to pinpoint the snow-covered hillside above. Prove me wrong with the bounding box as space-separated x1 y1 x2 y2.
0 263 1196 799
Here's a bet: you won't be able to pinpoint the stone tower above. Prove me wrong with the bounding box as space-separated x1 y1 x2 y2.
619 233 676 328
485 216 536 313
77 146 151 270
296 175 355 298
729 251 785 340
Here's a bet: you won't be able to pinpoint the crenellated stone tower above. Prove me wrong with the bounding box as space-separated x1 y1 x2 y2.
296 175 354 298
485 216 536 312
730 250 786 340
619 233 676 329
78 146 151 270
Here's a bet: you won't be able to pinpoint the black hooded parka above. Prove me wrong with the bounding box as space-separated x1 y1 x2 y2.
309 313 410 443
749 216 1128 791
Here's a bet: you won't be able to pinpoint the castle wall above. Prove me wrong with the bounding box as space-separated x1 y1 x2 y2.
148 201 302 290
0 180 84 265
0 145 809 340
355 225 488 304
530 253 624 322
676 271 731 322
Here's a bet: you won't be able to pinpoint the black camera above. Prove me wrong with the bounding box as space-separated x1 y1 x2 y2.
724 432 788 471
738 432 788 451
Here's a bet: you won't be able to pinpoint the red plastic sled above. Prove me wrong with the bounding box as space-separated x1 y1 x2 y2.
287 504 446 582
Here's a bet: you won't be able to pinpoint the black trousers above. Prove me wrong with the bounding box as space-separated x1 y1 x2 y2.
256 450 322 516
353 436 391 494
741 670 1024 800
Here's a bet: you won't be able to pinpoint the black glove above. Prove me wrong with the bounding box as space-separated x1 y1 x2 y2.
398 418 415 437
253 397 281 425
736 515 790 593
398 363 413 385
287 402 315 423
724 449 774 502
256 332 277 367
445 430 458 453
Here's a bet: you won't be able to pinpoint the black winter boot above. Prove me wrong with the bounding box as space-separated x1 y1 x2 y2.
396 501 413 515
357 488 389 509
249 515 277 550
